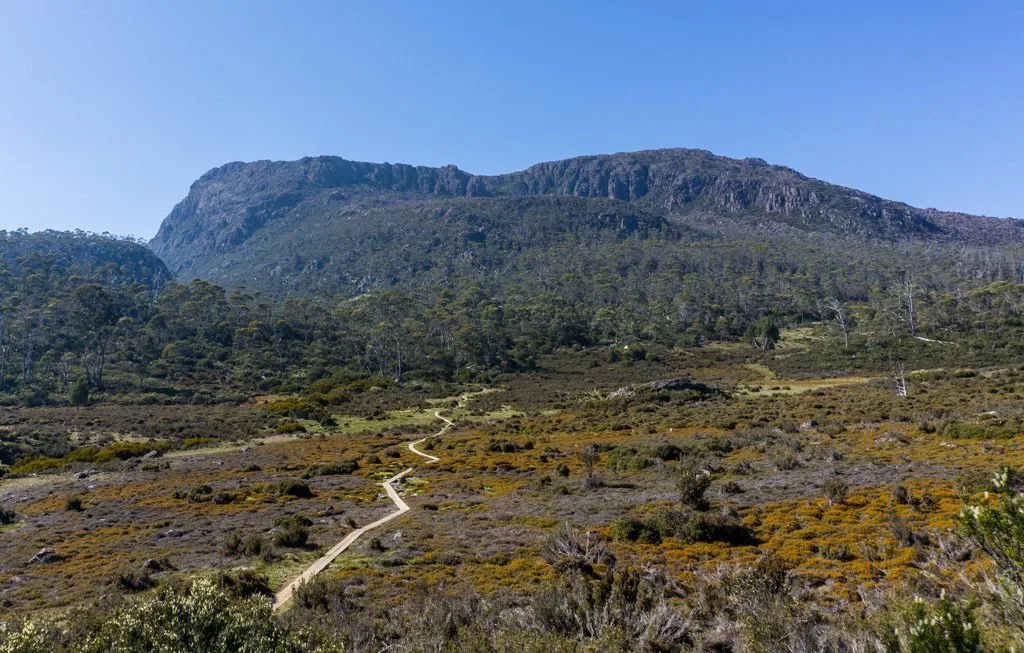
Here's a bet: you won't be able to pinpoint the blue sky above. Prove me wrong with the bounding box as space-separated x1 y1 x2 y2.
0 1 1022 238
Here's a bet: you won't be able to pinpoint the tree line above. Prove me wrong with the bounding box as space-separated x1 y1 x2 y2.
2 230 1024 404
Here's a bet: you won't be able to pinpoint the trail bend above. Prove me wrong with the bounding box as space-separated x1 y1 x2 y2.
272 392 477 611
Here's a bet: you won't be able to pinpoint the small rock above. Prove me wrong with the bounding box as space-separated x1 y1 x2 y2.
800 420 818 430
393 530 403 540
73 469 96 480
28 548 56 564
143 558 174 571
142 450 162 459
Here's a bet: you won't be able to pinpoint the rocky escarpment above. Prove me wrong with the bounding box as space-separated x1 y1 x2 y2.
151 148 1023 279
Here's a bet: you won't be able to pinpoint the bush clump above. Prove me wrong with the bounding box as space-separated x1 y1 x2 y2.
277 479 313 499
302 459 359 479
822 477 849 506
676 456 712 511
0 504 16 525
219 569 273 599
225 532 268 558
273 515 312 548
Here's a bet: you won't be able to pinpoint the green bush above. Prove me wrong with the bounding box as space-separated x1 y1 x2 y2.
822 477 849 506
93 441 168 463
609 516 663 545
277 479 313 499
882 595 982 653
0 578 324 653
274 515 312 548
225 532 267 558
303 459 359 478
676 456 712 511
959 467 1024 600
69 378 89 406
219 569 273 599
674 510 756 545
10 456 65 475
265 397 330 422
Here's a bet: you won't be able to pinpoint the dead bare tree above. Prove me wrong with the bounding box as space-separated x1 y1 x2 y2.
901 276 917 337
824 296 850 349
893 358 908 398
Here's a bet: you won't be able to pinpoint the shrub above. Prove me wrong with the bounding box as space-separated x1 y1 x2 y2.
69 378 89 406
265 397 330 422
577 445 600 480
676 456 711 511
610 516 663 545
116 569 156 592
543 522 614 574
85 578 313 651
882 595 982 653
178 484 213 503
65 497 84 512
606 447 653 471
211 491 236 505
892 484 911 505
219 569 272 599
10 456 66 475
277 479 313 499
486 440 520 453
303 459 359 478
556 463 570 477
182 437 215 449
889 513 915 546
93 441 169 464
778 420 799 434
721 480 744 494
581 474 605 490
273 515 311 548
822 477 849 506
959 467 1024 605
674 510 756 545
224 532 267 558
771 448 800 471
0 504 16 525
275 422 307 434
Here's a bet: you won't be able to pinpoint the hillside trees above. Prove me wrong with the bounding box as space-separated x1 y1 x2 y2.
6 230 1024 404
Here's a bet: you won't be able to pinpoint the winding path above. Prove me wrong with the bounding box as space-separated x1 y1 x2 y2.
272 400 463 611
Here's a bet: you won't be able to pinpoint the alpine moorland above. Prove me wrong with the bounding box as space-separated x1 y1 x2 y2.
3 149 1024 652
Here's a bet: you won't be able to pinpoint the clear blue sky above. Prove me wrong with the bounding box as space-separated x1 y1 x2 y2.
1 1 1022 238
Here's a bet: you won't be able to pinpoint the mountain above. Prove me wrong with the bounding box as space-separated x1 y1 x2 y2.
150 148 1024 293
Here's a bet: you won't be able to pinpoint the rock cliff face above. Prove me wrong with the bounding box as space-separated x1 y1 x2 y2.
151 148 1024 280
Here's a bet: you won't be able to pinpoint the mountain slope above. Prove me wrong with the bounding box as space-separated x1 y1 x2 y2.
150 148 1024 290
2 230 170 288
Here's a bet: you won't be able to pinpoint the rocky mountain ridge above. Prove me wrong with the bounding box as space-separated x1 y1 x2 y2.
150 148 1024 285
